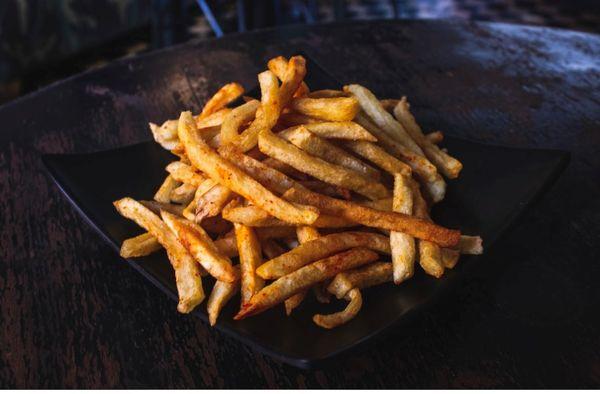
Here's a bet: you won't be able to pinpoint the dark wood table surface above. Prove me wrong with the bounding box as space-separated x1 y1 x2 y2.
1 20 599 388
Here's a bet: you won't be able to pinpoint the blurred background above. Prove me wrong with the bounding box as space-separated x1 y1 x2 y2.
0 0 597 105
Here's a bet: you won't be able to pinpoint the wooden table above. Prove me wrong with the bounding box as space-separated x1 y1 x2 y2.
1 20 598 388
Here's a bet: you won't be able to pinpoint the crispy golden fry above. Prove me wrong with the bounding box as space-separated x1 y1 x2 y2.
441 248 460 269
207 266 240 326
198 82 244 119
313 288 362 329
218 145 295 195
256 231 390 279
235 223 265 305
267 55 309 98
222 204 356 228
154 175 181 203
393 98 462 178
283 187 460 247
344 85 423 155
307 89 349 99
149 120 179 150
284 226 321 315
278 112 322 127
166 161 208 187
262 239 287 259
120 232 162 258
299 121 376 141
170 183 196 204
219 99 260 146
196 108 232 129
281 126 382 181
235 248 378 319
182 179 219 221
259 127 389 200
113 198 204 313
426 131 444 144
140 200 185 216
412 184 445 278
178 111 319 224
235 57 306 152
290 97 359 122
459 235 484 254
327 262 392 299
161 211 236 283
195 184 233 221
342 140 411 176
391 174 416 284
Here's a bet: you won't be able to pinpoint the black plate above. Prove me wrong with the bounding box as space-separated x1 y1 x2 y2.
42 57 569 369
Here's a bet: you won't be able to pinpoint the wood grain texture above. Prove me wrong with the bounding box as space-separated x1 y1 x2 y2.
0 20 599 388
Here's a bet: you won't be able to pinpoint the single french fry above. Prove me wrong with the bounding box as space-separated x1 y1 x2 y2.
426 131 444 144
166 161 208 187
393 97 462 178
412 183 445 278
256 231 390 279
235 223 265 305
113 198 204 313
284 226 321 315
327 262 392 299
198 82 244 119
169 183 196 204
161 211 236 283
219 99 260 146
120 232 162 258
149 120 179 150
196 108 232 129
258 127 389 200
290 97 359 122
154 175 181 203
281 126 382 181
207 266 240 326
300 121 376 141
391 174 416 284
313 288 362 329
222 204 356 228
344 84 423 155
342 140 411 176
283 187 460 247
235 248 378 319
459 235 484 255
284 292 307 316
195 184 233 221
182 179 219 221
178 111 319 225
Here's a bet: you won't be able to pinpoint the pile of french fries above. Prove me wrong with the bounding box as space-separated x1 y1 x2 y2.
114 55 483 329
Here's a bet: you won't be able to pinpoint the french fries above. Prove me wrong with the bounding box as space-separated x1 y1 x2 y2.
114 198 204 313
115 54 481 327
256 231 390 279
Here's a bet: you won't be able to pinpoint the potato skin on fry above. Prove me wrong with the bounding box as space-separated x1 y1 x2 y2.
114 198 204 313
235 248 378 320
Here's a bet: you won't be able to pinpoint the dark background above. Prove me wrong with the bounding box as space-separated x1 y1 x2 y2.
0 0 598 104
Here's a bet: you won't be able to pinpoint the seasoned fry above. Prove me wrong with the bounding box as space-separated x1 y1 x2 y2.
161 211 236 282
283 187 460 247
235 248 378 319
235 223 265 305
327 262 392 299
412 183 445 278
120 232 162 258
166 161 208 187
342 140 411 176
154 175 181 203
149 120 179 150
195 184 233 221
301 121 376 141
114 198 204 313
196 107 232 129
256 231 390 279
182 179 219 221
344 85 423 155
267 55 309 98
178 111 319 224
170 183 196 204
290 97 359 122
313 288 362 329
259 127 389 200
222 204 355 228
219 99 260 146
207 266 240 326
391 174 416 284
393 97 462 178
198 82 244 119
282 126 381 180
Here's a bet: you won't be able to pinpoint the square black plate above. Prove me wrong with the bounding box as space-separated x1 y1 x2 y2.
42 57 569 369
